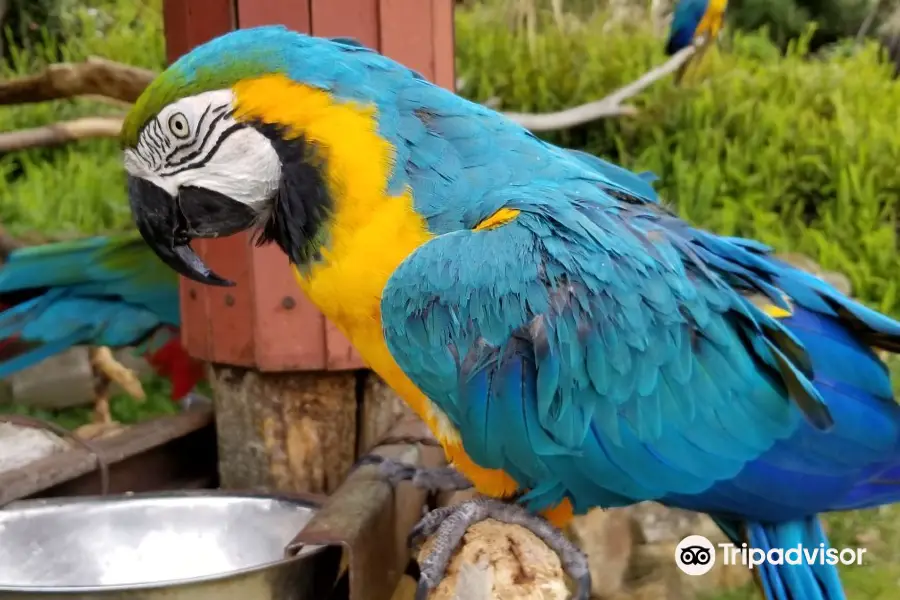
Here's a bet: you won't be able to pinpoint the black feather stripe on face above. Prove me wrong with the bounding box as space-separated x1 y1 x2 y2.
249 121 333 267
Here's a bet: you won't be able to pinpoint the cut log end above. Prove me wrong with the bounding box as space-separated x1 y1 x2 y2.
419 520 570 600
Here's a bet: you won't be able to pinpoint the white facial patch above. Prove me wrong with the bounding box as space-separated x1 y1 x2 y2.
124 89 281 210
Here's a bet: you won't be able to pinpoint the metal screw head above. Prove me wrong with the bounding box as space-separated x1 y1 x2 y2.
282 296 296 310
224 294 235 307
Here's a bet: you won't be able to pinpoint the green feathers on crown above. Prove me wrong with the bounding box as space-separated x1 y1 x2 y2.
121 27 372 148
121 52 277 148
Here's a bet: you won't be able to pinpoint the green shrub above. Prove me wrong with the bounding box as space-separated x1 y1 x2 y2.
456 9 900 318
726 0 875 50
0 0 164 239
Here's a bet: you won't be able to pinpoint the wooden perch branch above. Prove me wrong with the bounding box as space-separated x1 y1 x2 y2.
0 116 124 152
0 57 155 105
418 518 570 600
502 45 697 132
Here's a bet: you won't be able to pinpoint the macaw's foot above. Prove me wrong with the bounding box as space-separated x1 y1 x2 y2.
409 497 591 600
73 394 126 440
75 417 126 441
354 454 474 493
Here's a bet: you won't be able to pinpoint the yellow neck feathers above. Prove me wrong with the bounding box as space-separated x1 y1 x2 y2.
232 74 463 441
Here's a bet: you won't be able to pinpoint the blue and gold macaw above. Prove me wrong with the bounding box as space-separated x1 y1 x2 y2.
666 0 728 83
0 233 205 428
122 27 900 600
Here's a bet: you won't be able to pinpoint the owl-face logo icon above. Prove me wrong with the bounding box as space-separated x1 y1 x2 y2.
675 535 716 575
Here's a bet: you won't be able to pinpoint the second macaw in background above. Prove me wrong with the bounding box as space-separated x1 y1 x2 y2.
0 232 205 433
666 0 728 83
122 28 900 600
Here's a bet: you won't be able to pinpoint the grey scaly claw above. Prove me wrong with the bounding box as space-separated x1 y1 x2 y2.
352 454 474 493
409 497 591 600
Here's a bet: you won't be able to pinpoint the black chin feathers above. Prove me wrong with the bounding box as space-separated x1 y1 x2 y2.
249 121 332 266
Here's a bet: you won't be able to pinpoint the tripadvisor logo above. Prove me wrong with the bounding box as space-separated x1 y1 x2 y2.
675 535 716 576
721 543 867 569
674 534 867 575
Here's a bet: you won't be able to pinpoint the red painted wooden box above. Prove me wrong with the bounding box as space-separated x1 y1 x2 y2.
162 0 455 371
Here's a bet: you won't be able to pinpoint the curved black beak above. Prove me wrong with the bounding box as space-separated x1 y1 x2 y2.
127 175 235 287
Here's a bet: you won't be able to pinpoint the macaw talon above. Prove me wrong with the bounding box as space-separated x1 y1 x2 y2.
409 497 591 600
353 454 474 493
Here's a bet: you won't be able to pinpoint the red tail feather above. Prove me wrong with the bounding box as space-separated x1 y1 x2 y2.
143 334 206 400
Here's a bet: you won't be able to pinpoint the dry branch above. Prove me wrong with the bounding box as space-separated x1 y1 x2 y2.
407 489 571 600
502 45 697 131
418 518 570 600
0 56 155 106
0 42 697 154
0 116 124 152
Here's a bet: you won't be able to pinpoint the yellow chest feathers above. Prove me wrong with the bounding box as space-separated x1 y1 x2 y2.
232 73 459 443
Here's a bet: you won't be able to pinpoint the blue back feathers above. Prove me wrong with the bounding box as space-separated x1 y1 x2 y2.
0 232 181 379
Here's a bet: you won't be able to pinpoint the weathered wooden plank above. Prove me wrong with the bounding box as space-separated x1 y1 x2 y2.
0 407 215 506
0 424 69 474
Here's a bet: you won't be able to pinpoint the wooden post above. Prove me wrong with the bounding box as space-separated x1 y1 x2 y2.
162 0 456 494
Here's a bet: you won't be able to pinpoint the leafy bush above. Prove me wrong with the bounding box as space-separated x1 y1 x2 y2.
0 0 164 239
726 0 875 50
456 9 900 318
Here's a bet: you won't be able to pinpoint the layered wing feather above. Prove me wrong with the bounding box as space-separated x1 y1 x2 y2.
381 165 900 520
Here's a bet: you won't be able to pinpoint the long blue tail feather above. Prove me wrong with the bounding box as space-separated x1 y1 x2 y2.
0 233 180 378
710 516 847 600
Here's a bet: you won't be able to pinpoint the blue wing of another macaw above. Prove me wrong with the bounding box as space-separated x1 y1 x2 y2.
380 170 900 524
0 232 181 379
666 0 709 55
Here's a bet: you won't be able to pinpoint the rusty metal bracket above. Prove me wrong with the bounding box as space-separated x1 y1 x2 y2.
286 416 445 600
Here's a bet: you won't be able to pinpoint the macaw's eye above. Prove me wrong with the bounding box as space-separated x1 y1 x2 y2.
167 112 190 139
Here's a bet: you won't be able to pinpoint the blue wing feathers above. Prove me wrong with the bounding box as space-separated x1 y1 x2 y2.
0 233 180 377
666 0 709 55
382 127 900 525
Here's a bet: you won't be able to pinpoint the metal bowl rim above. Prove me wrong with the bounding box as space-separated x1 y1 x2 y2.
0 489 327 593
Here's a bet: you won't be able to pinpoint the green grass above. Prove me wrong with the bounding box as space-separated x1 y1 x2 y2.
0 375 182 430
0 0 165 239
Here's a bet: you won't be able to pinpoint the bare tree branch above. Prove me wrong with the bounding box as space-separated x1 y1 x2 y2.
856 0 884 45
0 116 124 152
0 57 155 106
0 43 697 152
501 45 696 132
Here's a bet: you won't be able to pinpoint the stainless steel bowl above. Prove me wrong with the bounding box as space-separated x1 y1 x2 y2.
0 491 340 599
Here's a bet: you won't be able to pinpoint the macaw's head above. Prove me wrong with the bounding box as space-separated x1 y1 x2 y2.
122 26 390 286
